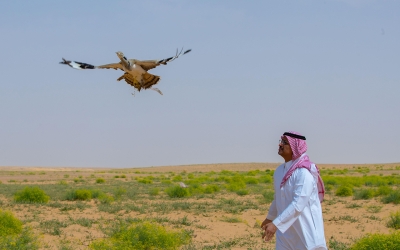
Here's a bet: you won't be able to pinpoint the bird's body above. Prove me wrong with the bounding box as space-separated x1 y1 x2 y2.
60 48 191 95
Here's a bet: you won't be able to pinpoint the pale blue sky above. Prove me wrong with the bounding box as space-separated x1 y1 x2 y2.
0 0 399 168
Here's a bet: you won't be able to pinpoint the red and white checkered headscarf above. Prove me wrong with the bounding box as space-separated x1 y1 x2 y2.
284 131 308 160
280 131 325 202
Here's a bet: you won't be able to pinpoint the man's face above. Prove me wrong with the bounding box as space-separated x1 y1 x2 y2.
278 136 293 161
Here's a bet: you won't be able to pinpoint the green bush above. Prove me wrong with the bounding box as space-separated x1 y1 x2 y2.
114 187 127 199
138 178 153 184
226 175 246 192
66 189 92 201
58 180 68 185
375 186 392 196
387 211 400 229
149 188 160 196
262 191 275 203
89 221 191 250
98 194 114 204
96 178 105 184
244 177 259 184
382 190 400 204
14 186 50 203
0 227 39 250
259 175 272 183
236 189 249 196
350 231 400 250
76 189 92 200
335 186 353 197
0 210 22 236
204 184 220 194
188 183 204 195
353 188 374 200
90 189 103 199
165 186 190 198
172 175 183 182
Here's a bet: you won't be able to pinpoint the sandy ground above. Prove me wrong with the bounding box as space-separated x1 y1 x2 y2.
0 162 399 249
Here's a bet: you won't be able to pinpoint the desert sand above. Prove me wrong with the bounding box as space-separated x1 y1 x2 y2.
0 162 399 249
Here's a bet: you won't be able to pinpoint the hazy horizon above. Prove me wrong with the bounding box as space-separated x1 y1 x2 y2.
1 1 399 168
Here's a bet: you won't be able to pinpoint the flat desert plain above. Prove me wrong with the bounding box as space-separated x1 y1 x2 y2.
0 162 399 249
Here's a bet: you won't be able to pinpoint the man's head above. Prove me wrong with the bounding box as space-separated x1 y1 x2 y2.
278 135 293 162
278 131 307 162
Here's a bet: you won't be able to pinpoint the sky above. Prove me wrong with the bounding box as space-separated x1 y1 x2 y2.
0 0 399 168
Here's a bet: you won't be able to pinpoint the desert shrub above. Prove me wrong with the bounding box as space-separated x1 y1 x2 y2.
382 190 400 204
172 175 183 182
353 188 374 200
259 175 272 183
96 178 105 184
262 191 275 203
14 186 50 203
366 205 383 213
90 189 104 199
161 180 172 185
0 227 39 250
204 184 220 194
149 188 160 196
120 174 126 178
98 193 114 204
323 178 338 186
165 186 190 198
335 186 353 197
244 177 259 184
375 186 392 196
329 236 349 250
350 231 400 250
0 210 22 236
114 187 127 199
89 221 191 250
66 189 92 201
58 180 68 185
226 175 246 192
236 189 249 196
188 185 204 196
187 173 195 179
387 211 400 229
325 184 334 192
138 178 153 184
76 189 92 200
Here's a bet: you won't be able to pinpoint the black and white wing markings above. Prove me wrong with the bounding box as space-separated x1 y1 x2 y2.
60 58 95 69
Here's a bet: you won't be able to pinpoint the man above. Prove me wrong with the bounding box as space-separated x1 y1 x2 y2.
261 131 327 250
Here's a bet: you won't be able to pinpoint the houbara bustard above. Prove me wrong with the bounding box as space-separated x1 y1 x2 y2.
60 48 191 95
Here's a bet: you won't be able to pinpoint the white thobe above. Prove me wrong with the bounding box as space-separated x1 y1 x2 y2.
267 160 327 250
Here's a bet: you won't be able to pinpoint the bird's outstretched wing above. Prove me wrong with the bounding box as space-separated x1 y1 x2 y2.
132 48 191 71
96 63 123 70
60 58 122 70
60 58 95 69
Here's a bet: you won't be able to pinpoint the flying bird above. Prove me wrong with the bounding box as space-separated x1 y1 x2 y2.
60 48 191 95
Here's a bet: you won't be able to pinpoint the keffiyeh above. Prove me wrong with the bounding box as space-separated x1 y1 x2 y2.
280 131 325 202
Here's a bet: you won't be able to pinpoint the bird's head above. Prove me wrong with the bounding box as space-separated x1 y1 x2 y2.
116 51 127 61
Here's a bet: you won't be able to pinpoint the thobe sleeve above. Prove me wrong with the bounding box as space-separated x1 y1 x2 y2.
272 168 314 233
266 197 277 220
